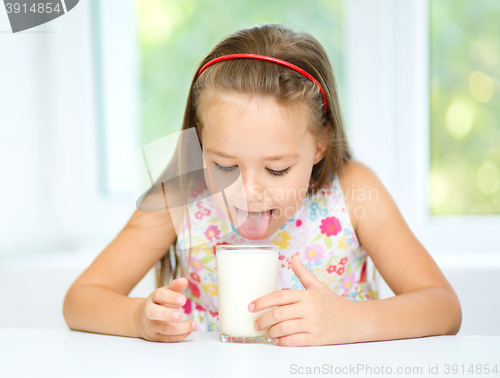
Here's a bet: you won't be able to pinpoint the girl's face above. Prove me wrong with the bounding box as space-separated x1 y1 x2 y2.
197 88 328 240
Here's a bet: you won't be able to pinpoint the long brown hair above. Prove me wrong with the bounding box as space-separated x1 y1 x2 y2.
145 23 354 289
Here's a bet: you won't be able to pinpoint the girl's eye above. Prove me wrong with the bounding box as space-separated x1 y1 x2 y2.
214 163 290 177
268 167 290 177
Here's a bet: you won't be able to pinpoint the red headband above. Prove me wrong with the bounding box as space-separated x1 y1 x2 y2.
196 53 328 116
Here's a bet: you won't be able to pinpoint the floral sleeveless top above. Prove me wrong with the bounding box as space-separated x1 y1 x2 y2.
174 172 380 331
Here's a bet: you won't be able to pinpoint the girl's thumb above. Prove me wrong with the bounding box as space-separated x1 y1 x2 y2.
169 277 188 291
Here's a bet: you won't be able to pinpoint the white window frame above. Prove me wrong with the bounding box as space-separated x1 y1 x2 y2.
344 0 500 256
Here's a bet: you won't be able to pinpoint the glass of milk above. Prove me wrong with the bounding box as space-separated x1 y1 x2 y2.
216 244 279 343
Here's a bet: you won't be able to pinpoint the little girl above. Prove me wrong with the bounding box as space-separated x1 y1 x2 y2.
63 23 462 347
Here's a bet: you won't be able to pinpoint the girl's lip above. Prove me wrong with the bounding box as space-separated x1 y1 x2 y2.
234 206 274 213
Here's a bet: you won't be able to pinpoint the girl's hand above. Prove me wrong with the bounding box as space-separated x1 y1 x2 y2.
135 277 197 342
249 255 360 347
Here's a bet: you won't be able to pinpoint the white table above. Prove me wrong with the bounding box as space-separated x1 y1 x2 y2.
0 329 498 378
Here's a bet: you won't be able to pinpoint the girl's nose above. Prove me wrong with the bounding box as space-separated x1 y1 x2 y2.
238 172 264 202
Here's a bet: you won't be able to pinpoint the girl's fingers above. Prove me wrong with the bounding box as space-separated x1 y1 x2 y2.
267 318 309 339
146 302 184 321
249 288 303 314
156 331 192 343
152 287 186 308
274 332 310 347
254 302 303 333
154 319 197 337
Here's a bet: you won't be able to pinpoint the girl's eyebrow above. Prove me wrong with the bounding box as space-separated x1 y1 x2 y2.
205 147 299 161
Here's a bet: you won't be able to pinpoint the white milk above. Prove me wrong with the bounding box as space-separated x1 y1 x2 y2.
216 245 279 339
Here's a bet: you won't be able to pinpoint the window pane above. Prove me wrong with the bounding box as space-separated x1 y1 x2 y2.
429 0 500 215
135 0 345 148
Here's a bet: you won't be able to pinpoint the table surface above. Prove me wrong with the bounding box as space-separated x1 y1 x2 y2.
0 329 498 378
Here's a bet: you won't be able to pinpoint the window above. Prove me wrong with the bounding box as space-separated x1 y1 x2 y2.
429 0 500 216
344 0 500 254
95 0 500 254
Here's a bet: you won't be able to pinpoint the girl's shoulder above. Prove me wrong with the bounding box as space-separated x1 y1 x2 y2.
336 160 378 232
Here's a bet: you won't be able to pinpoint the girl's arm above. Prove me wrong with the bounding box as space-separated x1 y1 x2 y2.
340 161 462 342
62 206 179 338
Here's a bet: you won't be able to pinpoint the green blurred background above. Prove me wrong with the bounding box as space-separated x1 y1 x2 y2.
429 0 500 215
134 0 500 216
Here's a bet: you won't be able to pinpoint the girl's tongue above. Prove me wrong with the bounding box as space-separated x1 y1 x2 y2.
235 207 272 239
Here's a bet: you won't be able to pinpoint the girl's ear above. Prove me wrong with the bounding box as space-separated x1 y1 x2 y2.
312 123 330 164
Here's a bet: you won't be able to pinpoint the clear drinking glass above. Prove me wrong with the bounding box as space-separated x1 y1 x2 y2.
216 244 279 343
